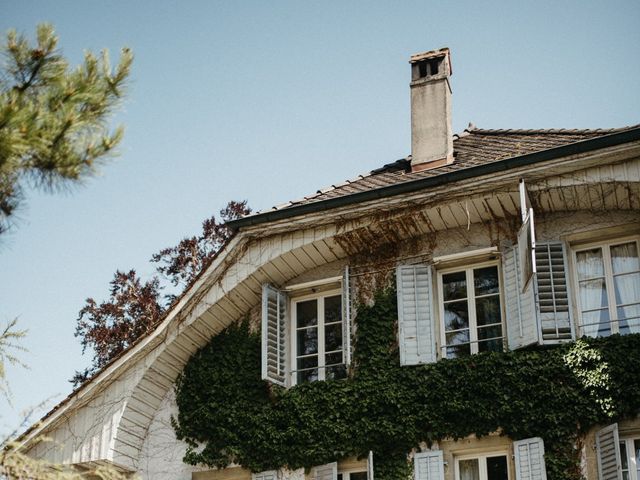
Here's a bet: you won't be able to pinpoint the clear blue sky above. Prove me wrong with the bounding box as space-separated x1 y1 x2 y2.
1 0 639 432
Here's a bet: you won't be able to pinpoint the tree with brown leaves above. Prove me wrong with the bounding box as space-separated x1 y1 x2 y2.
151 200 251 294
71 201 250 387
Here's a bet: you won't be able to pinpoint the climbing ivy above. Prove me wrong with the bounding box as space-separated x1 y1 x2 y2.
173 288 640 480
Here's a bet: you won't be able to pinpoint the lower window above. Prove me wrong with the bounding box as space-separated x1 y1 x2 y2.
438 263 504 358
456 453 509 480
621 437 640 480
337 472 367 480
573 237 640 337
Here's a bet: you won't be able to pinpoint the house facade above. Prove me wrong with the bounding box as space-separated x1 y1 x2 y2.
20 48 640 480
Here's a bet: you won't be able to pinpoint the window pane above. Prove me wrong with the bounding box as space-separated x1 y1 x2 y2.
297 299 318 328
476 295 501 326
581 309 611 337
579 279 608 311
459 459 480 480
443 271 467 301
486 456 508 480
478 337 503 353
297 355 317 370
297 368 318 383
446 343 471 358
478 325 503 342
620 440 629 468
614 272 640 307
350 473 367 480
576 248 605 279
444 300 469 331
325 351 343 366
446 328 470 345
325 364 347 380
297 327 318 355
611 242 640 274
324 295 342 324
325 323 343 352
446 327 470 358
474 266 500 295
617 304 640 334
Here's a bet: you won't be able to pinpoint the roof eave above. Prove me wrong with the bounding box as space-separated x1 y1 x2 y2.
227 127 640 230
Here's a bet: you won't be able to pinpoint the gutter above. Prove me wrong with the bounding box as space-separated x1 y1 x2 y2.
227 127 640 230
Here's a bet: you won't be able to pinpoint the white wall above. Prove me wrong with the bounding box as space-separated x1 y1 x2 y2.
137 388 204 480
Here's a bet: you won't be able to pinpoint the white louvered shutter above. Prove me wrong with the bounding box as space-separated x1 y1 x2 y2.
367 450 374 480
261 284 288 386
342 266 352 366
514 437 547 480
396 265 436 365
253 471 278 480
313 462 337 480
414 451 444 480
596 424 622 480
504 246 539 349
535 243 574 343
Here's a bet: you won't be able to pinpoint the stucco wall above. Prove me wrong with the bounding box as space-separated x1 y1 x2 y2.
138 387 206 480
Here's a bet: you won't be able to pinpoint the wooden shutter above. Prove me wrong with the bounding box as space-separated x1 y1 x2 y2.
504 246 539 349
342 266 352 366
396 265 436 365
253 471 278 480
313 462 337 480
367 450 374 480
535 242 573 343
596 424 622 480
261 284 288 386
514 437 547 480
414 451 444 480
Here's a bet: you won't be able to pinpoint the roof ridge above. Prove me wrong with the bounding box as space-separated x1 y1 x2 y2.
468 124 640 135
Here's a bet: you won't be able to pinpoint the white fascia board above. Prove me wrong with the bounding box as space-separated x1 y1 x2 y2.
18 233 248 448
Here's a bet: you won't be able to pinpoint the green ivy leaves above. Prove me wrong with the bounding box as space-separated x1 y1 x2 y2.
173 289 640 480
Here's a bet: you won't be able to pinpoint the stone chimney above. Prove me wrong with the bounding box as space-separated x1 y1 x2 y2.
409 48 453 171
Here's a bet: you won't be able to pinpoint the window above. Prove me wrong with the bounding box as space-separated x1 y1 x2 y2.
620 437 640 480
437 263 504 358
292 290 346 384
573 237 640 337
312 457 372 480
414 438 545 480
337 471 367 480
262 272 351 387
455 453 509 480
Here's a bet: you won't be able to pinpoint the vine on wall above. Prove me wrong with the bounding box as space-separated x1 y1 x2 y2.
173 288 640 480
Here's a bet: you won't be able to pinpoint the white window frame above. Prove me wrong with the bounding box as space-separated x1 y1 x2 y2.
570 235 640 337
290 288 345 385
337 468 368 480
620 436 640 480
437 260 506 358
454 450 510 480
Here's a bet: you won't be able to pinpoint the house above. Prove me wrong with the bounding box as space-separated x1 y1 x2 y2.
20 48 640 480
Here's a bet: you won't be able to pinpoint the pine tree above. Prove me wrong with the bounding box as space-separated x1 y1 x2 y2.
0 23 132 234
